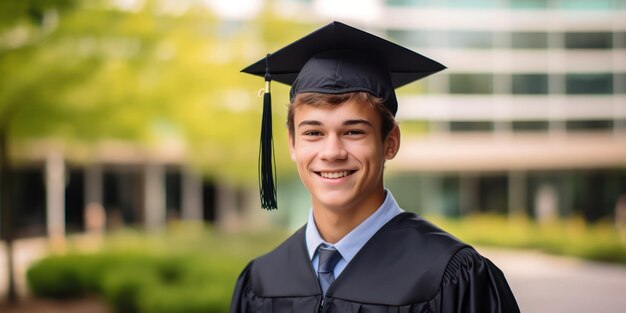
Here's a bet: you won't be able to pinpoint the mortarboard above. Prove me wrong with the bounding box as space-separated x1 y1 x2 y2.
242 21 446 211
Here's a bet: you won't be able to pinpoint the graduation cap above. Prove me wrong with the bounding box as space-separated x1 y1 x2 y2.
242 21 445 211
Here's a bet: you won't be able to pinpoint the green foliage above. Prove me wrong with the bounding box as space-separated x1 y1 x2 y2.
26 254 87 298
430 214 626 264
26 225 287 313
0 0 316 183
101 264 159 313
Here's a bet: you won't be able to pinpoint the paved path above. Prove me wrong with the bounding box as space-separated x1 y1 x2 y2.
2 239 626 312
480 247 626 313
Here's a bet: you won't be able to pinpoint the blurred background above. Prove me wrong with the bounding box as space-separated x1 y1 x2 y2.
1 0 626 312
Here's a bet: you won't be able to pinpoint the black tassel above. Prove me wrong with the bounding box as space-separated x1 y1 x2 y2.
259 54 277 210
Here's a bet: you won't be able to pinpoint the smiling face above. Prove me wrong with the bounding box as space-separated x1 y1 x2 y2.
288 97 400 216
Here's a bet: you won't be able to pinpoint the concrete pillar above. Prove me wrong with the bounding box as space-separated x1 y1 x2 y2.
242 184 271 230
84 164 106 233
46 152 65 241
144 163 165 230
535 183 558 224
508 171 527 218
181 168 203 221
216 182 239 231
459 174 478 216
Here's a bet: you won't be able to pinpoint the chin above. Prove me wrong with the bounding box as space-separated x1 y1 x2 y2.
312 191 359 212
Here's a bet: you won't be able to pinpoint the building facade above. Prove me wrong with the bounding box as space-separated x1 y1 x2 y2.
277 0 626 224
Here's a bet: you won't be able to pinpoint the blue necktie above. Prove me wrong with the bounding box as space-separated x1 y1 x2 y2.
317 244 342 297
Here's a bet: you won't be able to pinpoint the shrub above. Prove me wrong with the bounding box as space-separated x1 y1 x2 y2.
138 283 231 313
27 255 87 298
101 265 159 313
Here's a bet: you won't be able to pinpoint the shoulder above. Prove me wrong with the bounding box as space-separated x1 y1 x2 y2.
380 212 469 259
439 247 521 312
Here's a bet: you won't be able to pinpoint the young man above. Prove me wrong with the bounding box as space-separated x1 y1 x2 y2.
231 22 520 313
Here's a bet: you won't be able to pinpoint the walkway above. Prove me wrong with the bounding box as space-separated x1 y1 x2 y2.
481 247 626 313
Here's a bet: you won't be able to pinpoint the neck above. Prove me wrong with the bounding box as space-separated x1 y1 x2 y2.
313 189 386 244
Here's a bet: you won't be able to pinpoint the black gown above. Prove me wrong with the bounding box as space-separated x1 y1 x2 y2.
230 212 520 313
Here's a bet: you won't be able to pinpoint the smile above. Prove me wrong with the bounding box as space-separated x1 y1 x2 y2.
317 170 355 179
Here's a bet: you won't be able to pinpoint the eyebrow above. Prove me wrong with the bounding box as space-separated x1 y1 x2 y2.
297 119 373 128
297 120 322 128
344 119 372 127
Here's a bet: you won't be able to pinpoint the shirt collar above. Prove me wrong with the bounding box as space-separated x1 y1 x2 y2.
305 189 403 263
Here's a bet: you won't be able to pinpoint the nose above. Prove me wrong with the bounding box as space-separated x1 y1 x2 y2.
319 134 348 161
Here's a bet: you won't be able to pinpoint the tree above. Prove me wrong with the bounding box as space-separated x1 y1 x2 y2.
0 0 81 304
1 0 317 303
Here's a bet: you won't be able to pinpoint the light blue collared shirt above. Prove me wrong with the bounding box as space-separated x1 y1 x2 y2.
305 190 404 278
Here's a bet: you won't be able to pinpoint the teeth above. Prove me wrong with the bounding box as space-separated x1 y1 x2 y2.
320 171 349 179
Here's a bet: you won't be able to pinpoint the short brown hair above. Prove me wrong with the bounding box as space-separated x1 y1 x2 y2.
287 92 397 141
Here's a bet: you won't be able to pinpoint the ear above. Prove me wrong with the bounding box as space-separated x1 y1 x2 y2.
384 125 400 160
288 132 296 161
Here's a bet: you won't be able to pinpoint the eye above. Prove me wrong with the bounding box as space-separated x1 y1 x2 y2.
303 130 323 137
345 129 366 136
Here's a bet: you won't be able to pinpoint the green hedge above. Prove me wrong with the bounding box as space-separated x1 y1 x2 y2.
27 226 286 313
430 215 626 264
27 252 247 313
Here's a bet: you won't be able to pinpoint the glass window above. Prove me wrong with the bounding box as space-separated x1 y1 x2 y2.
566 120 614 131
566 73 613 94
450 121 494 132
444 0 499 8
386 29 429 48
512 74 549 94
556 0 614 10
565 32 612 49
616 32 626 48
509 0 548 9
448 31 493 49
616 73 626 94
385 0 432 6
512 121 550 132
450 73 493 94
477 175 508 214
511 32 548 49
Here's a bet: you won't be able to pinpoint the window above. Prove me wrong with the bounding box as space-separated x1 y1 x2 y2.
512 74 549 94
444 0 498 8
565 32 612 49
386 29 430 47
448 31 493 48
566 73 613 94
616 73 626 94
450 73 493 94
566 120 613 131
556 0 614 10
450 121 494 132
511 32 548 49
512 121 549 132
509 0 548 9
385 0 432 6
616 32 626 48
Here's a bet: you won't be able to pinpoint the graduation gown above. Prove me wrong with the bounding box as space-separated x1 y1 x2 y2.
230 212 520 313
